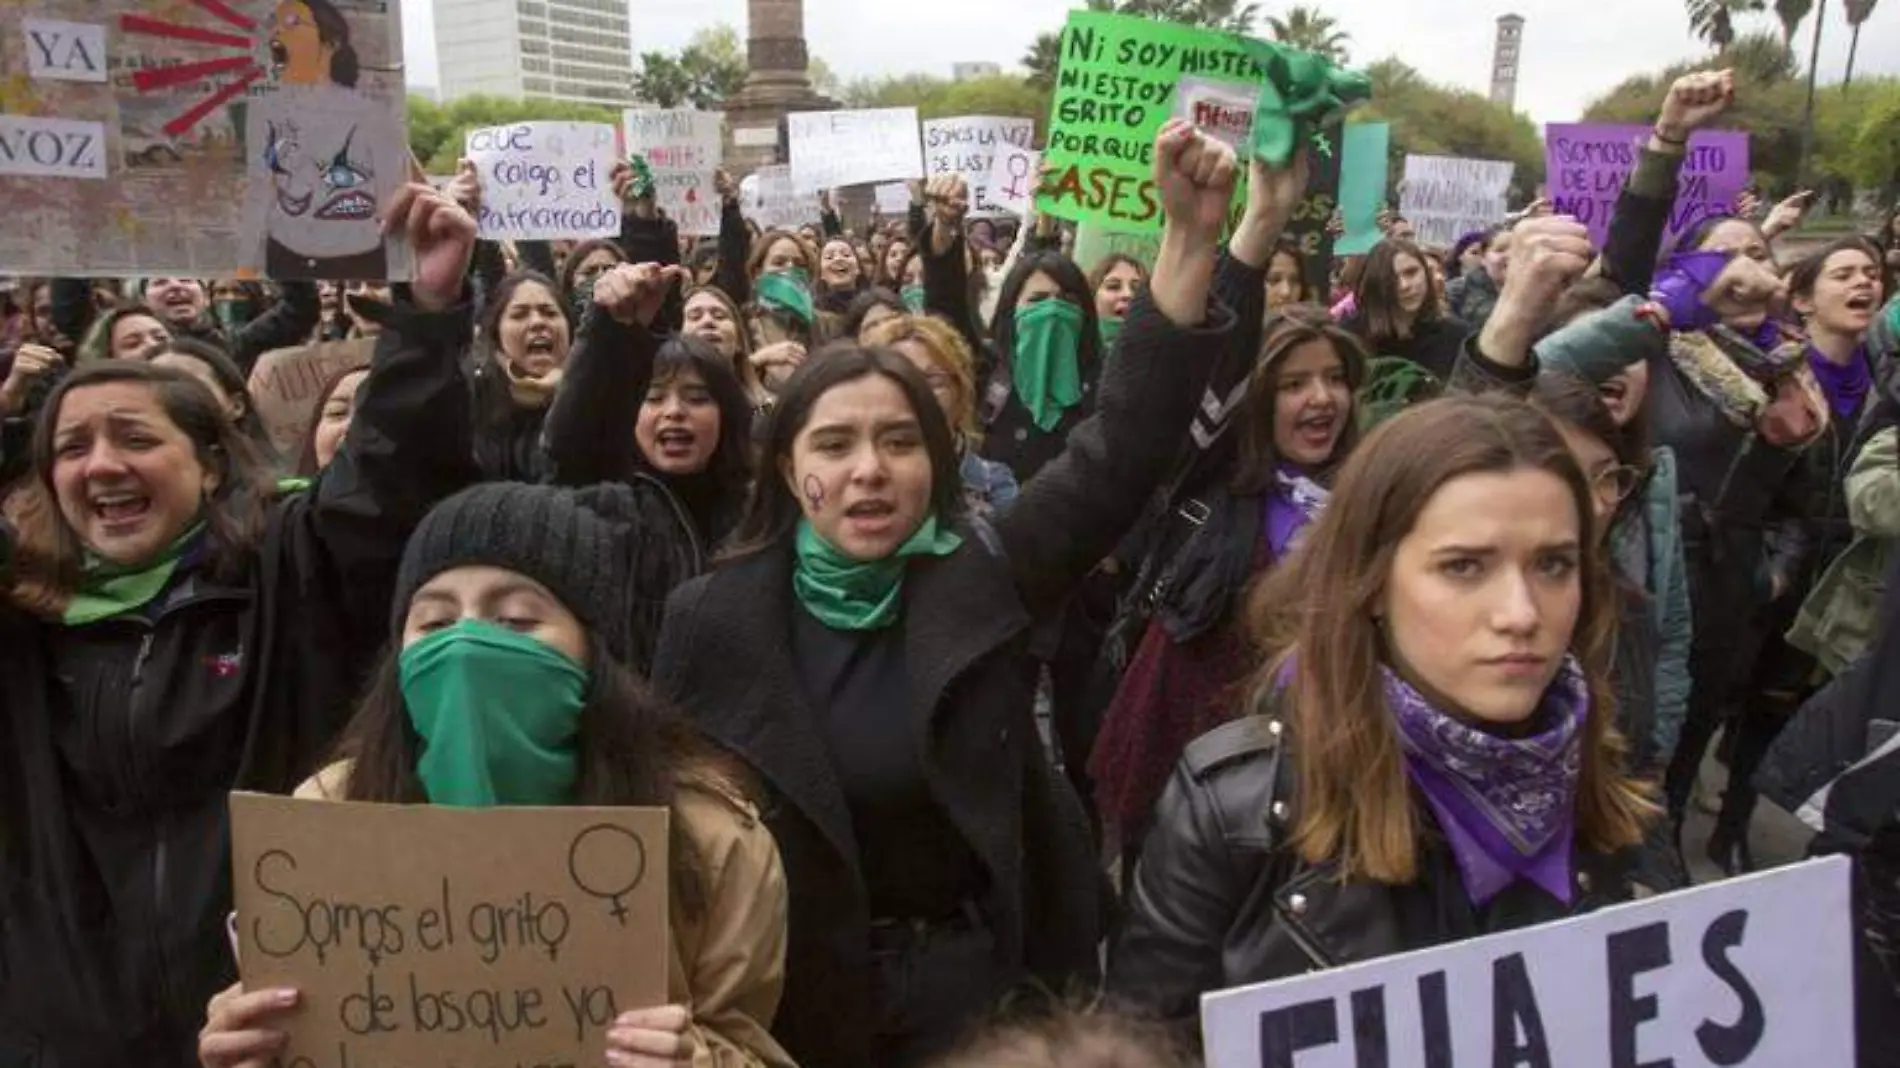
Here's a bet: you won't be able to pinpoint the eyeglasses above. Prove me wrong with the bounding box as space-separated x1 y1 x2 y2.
1593 465 1642 504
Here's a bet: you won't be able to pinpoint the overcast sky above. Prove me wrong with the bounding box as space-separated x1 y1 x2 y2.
400 0 1898 125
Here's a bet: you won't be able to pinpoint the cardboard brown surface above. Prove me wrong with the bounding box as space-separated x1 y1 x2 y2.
248 339 375 461
229 791 669 1068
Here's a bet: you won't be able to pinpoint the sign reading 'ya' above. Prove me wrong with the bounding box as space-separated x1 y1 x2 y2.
787 107 923 194
1201 856 1853 1067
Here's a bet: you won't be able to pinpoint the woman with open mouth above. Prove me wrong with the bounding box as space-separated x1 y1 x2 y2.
467 270 575 481
0 179 483 1067
653 120 1245 1068
817 237 867 317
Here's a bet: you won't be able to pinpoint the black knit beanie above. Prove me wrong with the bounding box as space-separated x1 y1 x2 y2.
391 483 629 656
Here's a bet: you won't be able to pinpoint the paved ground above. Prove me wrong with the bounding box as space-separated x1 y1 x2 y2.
1679 737 1815 884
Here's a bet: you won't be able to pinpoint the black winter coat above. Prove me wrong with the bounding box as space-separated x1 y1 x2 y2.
653 291 1234 1068
0 295 479 1067
1109 714 1642 1032
50 279 321 374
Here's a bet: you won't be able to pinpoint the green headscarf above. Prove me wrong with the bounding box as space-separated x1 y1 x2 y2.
1011 298 1085 433
1239 39 1372 166
756 268 816 326
1098 315 1125 356
399 619 588 807
792 515 963 630
63 522 205 626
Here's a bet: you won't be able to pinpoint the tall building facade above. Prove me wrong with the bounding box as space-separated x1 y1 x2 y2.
434 0 633 106
1489 13 1524 109
952 61 1002 80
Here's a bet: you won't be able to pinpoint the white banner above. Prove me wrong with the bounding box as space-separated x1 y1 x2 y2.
874 182 911 216
622 109 724 237
923 115 1035 218
1202 856 1853 1068
1173 76 1258 159
787 107 923 195
740 165 820 232
465 121 620 241
982 144 1040 219
1400 154 1516 249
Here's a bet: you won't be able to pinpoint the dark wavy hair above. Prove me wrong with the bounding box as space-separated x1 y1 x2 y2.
559 239 626 308
145 336 276 460
294 363 371 476
1353 238 1444 347
302 0 360 87
1787 236 1885 308
1230 310 1372 495
988 251 1101 379
475 270 573 417
647 335 755 492
724 343 965 560
840 286 906 340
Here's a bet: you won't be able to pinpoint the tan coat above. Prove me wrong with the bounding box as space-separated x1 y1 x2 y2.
296 762 796 1068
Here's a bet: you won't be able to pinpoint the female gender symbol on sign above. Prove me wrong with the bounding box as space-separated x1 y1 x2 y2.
1001 152 1033 201
567 823 649 925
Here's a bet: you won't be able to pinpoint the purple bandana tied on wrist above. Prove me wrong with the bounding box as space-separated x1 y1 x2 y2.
1648 249 1733 334
1385 657 1589 907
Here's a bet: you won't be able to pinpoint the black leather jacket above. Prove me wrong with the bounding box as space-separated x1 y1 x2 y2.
1107 713 1643 1029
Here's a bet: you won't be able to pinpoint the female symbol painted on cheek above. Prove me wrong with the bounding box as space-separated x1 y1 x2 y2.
802 474 826 513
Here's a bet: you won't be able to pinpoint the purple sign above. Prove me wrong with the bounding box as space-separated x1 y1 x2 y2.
1544 124 1750 248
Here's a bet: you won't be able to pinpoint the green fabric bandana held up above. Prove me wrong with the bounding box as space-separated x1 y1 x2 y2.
1011 298 1086 433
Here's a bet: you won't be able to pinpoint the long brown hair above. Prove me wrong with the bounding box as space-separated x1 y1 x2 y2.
1229 309 1371 495
1354 238 1443 347
745 229 820 283
1248 393 1653 884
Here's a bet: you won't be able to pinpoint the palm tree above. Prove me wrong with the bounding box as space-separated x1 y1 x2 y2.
1773 0 1816 43
1022 31 1063 90
1267 5 1352 63
1842 0 1878 85
1687 0 1767 48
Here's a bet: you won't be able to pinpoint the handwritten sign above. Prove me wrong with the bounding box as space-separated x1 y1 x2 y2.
465 122 620 241
983 144 1040 219
230 791 670 1068
1401 154 1515 249
248 338 375 460
1282 119 1344 297
623 109 723 236
1173 75 1256 158
1201 857 1853 1068
23 18 107 83
923 116 1035 218
741 165 820 231
874 181 911 216
1546 123 1749 247
786 107 923 195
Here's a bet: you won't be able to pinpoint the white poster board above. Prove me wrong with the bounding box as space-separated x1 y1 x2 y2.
622 109 723 237
465 121 620 240
787 107 923 195
874 182 911 216
1173 75 1258 158
1201 856 1854 1068
1400 154 1516 249
982 144 1040 219
923 115 1035 218
740 165 820 232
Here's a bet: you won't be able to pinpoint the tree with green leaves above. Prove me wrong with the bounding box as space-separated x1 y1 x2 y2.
1267 6 1351 63
407 94 623 172
1353 59 1546 201
843 74 1052 139
633 25 747 109
1687 0 1767 49
1772 0 1814 44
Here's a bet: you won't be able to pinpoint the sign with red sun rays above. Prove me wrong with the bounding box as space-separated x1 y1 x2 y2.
120 0 264 138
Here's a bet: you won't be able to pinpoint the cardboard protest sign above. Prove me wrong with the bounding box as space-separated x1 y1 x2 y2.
741 165 821 231
1074 222 1162 274
248 337 375 460
465 122 620 241
787 107 923 195
622 109 723 237
1546 123 1749 247
1401 154 1515 249
0 0 411 278
1281 119 1344 298
874 181 911 216
1172 75 1257 158
230 791 670 1068
923 115 1035 218
983 143 1040 219
1202 856 1853 1068
1333 121 1389 255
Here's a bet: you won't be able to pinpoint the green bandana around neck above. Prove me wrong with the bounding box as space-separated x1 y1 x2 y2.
1011 298 1085 432
399 619 588 807
1239 39 1372 167
212 299 253 332
63 521 205 626
792 515 963 630
900 284 927 312
756 269 815 326
1098 315 1125 356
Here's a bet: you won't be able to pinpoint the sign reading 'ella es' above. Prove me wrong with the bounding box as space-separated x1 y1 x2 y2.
1200 856 1852 1067
230 792 670 1068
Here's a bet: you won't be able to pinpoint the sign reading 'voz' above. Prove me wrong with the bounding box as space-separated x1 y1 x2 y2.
0 115 106 179
1201 856 1853 1067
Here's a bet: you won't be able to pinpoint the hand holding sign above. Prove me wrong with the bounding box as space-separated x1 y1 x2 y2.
605 1004 692 1067
1155 121 1239 244
444 158 482 215
1657 69 1735 144
925 174 970 254
381 182 477 313
199 983 301 1068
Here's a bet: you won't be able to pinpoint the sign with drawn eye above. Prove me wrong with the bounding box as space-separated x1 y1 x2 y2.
229 792 670 1068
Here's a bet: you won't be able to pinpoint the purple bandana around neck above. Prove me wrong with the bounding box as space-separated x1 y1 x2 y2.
1807 342 1871 419
1385 658 1588 907
1263 465 1329 558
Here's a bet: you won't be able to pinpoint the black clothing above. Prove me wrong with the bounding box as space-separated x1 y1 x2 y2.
50 278 320 374
1341 312 1470 382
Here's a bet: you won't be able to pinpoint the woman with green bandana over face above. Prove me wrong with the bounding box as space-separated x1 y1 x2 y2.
196 483 795 1068
653 118 1241 1068
0 178 484 1067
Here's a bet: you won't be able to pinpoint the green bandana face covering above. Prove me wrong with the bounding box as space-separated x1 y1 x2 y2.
64 521 205 626
900 284 926 312
1011 298 1085 433
756 269 815 326
792 515 963 630
1098 315 1125 355
212 299 252 331
399 619 588 807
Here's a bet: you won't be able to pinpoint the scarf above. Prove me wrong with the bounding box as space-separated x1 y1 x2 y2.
1011 298 1085 432
1385 657 1588 907
1098 315 1125 356
756 268 816 326
900 284 927 313
1237 39 1372 167
792 515 963 630
64 522 205 626
1807 342 1872 420
1263 466 1328 558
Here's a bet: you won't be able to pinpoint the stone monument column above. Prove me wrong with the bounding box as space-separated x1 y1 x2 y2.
724 0 837 174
